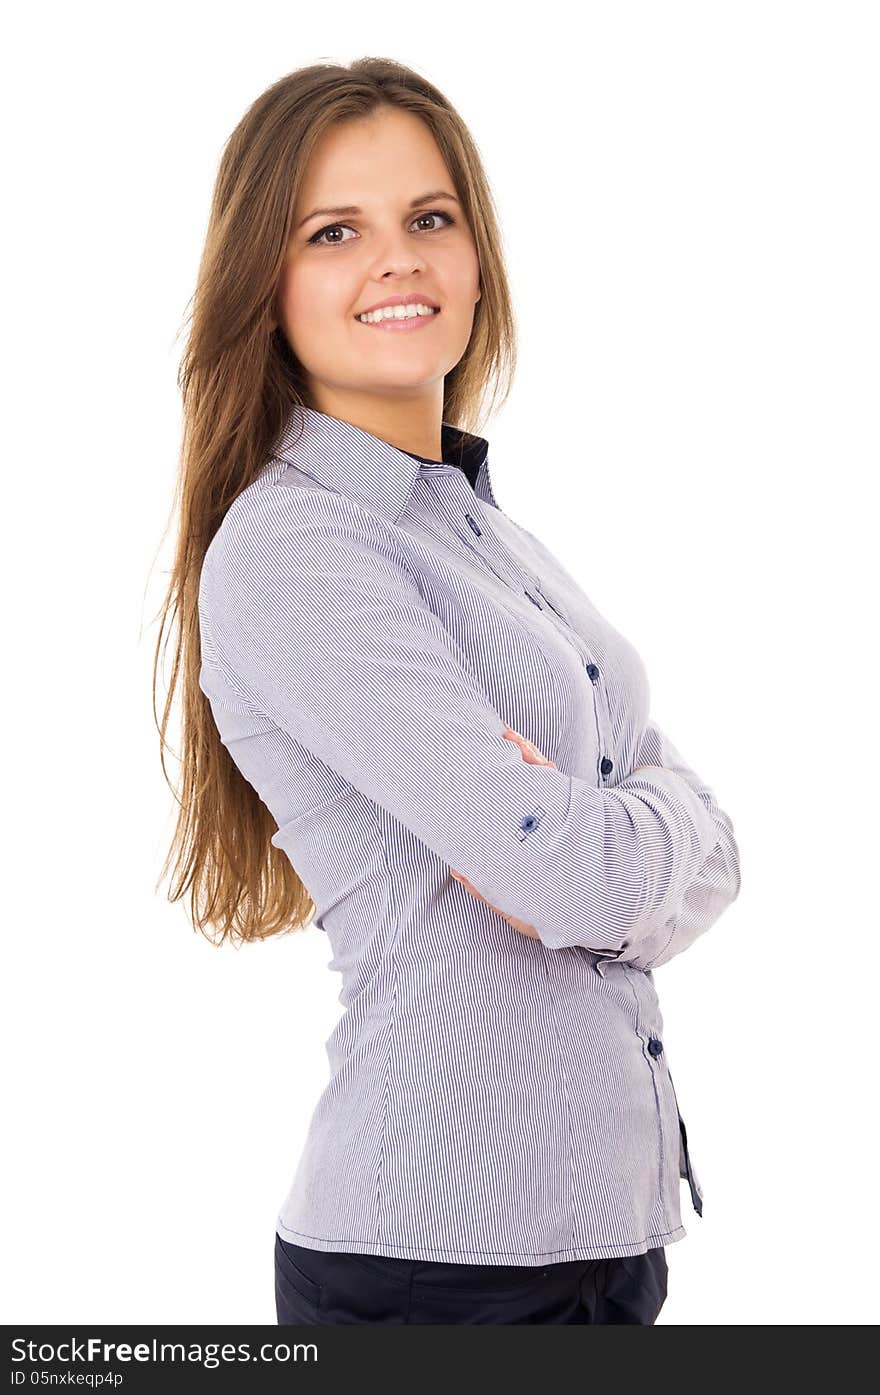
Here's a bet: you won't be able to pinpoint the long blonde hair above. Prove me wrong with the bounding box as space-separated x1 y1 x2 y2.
153 57 517 946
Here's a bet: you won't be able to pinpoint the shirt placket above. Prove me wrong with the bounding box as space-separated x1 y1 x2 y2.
426 468 545 604
433 471 619 790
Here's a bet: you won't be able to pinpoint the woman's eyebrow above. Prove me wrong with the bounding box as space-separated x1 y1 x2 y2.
296 190 460 232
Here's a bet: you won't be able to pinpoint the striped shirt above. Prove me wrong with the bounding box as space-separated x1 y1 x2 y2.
197 404 741 1265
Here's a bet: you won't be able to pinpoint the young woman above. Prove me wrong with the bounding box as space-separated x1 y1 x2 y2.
157 57 741 1325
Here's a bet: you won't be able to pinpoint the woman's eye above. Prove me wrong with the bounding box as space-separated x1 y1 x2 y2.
307 209 455 247
308 224 356 248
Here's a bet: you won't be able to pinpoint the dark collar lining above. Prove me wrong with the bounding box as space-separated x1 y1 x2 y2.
401 423 486 491
270 404 496 521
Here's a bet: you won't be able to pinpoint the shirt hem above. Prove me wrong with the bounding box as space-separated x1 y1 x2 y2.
274 1219 687 1264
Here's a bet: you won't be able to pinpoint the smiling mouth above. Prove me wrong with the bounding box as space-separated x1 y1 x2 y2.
355 305 441 324
353 306 443 335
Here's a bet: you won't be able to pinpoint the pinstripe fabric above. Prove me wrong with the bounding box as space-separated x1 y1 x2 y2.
197 404 741 1265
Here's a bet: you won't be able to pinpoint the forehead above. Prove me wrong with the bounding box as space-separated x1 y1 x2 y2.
296 109 451 205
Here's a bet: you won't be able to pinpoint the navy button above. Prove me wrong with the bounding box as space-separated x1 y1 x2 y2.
648 1037 663 1057
600 756 613 775
464 513 482 536
585 662 600 681
520 813 540 833
526 591 544 609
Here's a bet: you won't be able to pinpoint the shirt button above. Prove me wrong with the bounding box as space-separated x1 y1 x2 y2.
585 662 600 681
648 1037 664 1057
600 756 613 776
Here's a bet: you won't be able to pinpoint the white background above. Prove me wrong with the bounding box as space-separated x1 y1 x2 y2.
3 0 877 1326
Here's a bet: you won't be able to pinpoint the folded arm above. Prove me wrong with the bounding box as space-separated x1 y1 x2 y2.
200 484 721 957
592 721 742 971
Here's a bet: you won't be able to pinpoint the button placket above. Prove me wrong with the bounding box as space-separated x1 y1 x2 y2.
519 596 615 788
448 498 548 602
489 528 617 787
583 659 615 785
431 472 618 783
463 509 533 598
432 471 569 613
532 575 569 623
418 470 527 595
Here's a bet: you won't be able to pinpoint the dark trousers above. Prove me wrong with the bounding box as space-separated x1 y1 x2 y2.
275 1234 668 1325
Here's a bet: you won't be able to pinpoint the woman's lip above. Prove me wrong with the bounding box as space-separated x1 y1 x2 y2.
353 309 441 332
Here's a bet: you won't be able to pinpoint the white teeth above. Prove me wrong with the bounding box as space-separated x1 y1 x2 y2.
357 303 439 323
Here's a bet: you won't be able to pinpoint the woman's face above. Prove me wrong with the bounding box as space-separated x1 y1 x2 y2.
274 107 482 407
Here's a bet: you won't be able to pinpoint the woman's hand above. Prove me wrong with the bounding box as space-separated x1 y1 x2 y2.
450 726 555 940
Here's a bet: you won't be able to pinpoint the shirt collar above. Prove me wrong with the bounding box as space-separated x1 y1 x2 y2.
270 404 499 525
